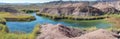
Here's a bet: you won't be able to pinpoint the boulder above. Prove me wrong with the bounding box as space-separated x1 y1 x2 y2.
36 24 85 39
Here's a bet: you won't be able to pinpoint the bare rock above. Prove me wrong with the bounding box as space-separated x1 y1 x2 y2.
36 24 120 39
93 2 120 14
76 29 119 39
39 3 103 16
36 24 85 39
72 6 103 16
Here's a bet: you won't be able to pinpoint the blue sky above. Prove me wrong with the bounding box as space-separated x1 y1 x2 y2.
0 0 96 3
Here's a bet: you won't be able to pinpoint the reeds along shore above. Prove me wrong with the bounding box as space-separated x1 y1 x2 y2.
37 13 109 20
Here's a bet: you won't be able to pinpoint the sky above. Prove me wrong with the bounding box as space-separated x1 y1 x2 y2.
0 0 97 3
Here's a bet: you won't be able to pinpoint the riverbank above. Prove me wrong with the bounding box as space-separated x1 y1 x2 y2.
0 12 35 21
0 24 9 33
37 13 108 20
22 9 39 13
105 14 120 28
0 23 119 39
0 18 6 24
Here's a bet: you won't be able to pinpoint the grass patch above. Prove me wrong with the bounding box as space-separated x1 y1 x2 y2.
82 27 98 32
58 19 106 23
105 14 120 28
0 12 35 21
0 17 6 24
0 24 8 33
0 12 33 18
107 27 120 31
37 13 107 20
0 17 6 22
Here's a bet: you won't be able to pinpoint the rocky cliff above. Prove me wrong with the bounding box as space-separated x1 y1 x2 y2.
40 3 104 16
93 2 120 14
39 0 120 16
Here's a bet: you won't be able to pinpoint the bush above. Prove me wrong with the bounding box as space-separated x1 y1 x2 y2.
29 24 41 39
0 24 9 33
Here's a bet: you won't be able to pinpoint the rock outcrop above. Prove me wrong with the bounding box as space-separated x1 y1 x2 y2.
36 24 86 39
40 3 103 16
112 1 120 11
93 2 120 14
39 1 120 16
77 29 119 39
36 24 120 39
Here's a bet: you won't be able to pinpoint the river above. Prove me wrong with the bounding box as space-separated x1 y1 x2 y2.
6 13 113 33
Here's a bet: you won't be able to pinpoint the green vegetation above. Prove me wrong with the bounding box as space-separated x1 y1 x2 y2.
0 12 35 21
104 14 120 28
58 19 107 23
0 24 41 39
82 27 98 32
0 12 32 18
37 13 107 20
0 17 6 22
22 10 39 13
78 14 120 31
0 24 9 33
0 12 39 39
29 24 41 39
82 26 120 32
0 17 6 24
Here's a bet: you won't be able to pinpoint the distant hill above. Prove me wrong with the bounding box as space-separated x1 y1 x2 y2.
0 0 119 5
39 1 101 8
97 0 119 2
0 3 32 5
40 1 99 5
0 7 19 13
